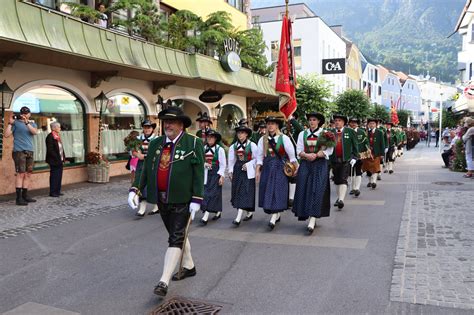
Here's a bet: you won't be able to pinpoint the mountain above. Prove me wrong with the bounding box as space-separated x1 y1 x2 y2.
254 0 465 83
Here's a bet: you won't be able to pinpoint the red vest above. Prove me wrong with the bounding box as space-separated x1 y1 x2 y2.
157 146 171 192
335 130 343 158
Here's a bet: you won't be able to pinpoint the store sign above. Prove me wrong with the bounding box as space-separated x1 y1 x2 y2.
220 38 242 72
322 58 346 74
463 84 474 100
199 90 223 103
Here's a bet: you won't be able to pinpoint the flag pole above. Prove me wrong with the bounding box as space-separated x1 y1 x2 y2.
285 0 289 17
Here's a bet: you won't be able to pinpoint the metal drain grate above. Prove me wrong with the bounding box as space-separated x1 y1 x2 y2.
432 181 464 186
150 297 224 315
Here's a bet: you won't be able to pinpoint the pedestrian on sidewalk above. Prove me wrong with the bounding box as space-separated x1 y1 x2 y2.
4 106 39 205
329 114 359 210
128 106 204 297
200 129 226 225
256 115 298 230
462 117 474 178
292 112 334 234
228 125 258 226
441 135 453 169
45 121 66 197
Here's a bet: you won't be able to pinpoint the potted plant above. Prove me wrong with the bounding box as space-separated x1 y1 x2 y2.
85 151 110 183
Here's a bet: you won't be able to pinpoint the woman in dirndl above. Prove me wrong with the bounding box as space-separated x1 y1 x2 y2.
228 125 258 226
256 116 298 230
200 129 227 225
292 112 334 234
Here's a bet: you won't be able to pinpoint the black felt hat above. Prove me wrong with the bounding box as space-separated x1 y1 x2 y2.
366 117 378 124
306 112 325 127
141 119 157 129
332 114 348 125
158 106 192 128
265 115 284 129
234 125 253 137
238 118 249 126
196 111 213 124
257 120 266 128
349 117 360 124
205 129 222 143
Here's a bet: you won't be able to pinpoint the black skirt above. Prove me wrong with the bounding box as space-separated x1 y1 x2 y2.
231 160 256 211
202 167 223 213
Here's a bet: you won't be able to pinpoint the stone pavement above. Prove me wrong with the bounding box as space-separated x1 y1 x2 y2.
390 146 474 310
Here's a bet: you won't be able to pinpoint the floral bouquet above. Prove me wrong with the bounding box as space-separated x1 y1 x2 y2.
85 152 108 165
124 131 141 152
317 131 336 149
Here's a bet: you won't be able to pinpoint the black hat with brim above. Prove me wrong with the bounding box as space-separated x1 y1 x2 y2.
158 106 192 128
234 125 253 137
265 116 284 129
238 118 249 126
20 106 31 114
306 112 325 127
141 119 157 129
332 114 348 125
205 129 222 143
349 117 360 124
258 121 266 128
366 118 378 124
196 112 213 124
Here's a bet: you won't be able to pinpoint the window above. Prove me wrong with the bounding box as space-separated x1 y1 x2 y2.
375 69 378 83
101 93 147 161
252 15 260 24
271 40 279 64
12 85 86 169
293 39 302 70
378 86 382 96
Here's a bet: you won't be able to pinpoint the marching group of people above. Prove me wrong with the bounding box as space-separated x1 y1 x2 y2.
126 106 409 297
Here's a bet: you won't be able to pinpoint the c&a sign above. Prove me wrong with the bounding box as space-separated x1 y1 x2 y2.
322 58 346 74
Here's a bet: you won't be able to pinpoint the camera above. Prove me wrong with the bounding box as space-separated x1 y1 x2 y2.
13 114 21 120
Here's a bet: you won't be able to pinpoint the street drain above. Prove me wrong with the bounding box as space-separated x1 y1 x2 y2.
150 297 224 314
432 181 464 186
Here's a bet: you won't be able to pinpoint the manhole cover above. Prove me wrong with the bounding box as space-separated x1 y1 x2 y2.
432 181 464 186
150 297 224 315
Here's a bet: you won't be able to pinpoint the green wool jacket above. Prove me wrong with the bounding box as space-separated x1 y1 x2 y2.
367 129 386 157
385 128 398 147
132 132 204 205
353 127 369 153
329 127 360 162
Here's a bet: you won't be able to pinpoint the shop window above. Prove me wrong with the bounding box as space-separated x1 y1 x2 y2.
217 104 243 146
12 85 86 169
101 93 147 161
293 39 302 70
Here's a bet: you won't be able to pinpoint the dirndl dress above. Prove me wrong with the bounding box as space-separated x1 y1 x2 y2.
292 158 330 220
258 155 289 214
202 167 222 213
231 160 256 212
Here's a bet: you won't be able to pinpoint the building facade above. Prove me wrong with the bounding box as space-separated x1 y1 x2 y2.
344 39 362 91
361 56 382 104
0 0 275 196
417 77 458 124
253 4 346 97
398 74 422 120
379 66 402 109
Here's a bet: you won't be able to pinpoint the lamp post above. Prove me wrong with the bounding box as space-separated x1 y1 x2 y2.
438 91 444 152
427 99 431 147
0 80 14 158
94 91 109 152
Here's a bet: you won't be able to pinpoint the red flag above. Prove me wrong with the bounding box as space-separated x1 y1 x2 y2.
275 15 297 119
391 100 399 125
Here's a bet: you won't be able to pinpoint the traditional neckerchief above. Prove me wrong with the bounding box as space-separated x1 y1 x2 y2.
234 141 252 161
52 130 61 142
235 140 247 151
205 145 219 166
304 128 320 153
307 128 319 138
266 134 284 157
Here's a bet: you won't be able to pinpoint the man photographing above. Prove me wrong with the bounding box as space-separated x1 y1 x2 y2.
5 106 39 205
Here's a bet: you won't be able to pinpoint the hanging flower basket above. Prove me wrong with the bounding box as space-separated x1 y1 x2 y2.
86 152 110 183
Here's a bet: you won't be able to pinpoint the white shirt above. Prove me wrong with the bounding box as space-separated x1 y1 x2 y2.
296 128 334 159
228 140 258 173
166 131 183 144
256 133 297 166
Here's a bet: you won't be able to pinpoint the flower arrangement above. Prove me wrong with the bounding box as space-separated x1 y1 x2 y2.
317 131 336 148
85 152 109 165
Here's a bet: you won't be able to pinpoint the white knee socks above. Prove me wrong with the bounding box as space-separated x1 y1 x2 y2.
337 185 348 202
371 174 378 185
202 211 210 222
308 217 317 229
289 183 296 200
235 209 244 223
182 239 194 270
137 202 146 215
270 213 280 224
388 162 393 171
354 176 362 190
159 247 181 285
150 203 159 213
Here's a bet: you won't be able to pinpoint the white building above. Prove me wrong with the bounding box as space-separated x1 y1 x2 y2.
454 0 474 114
252 4 347 97
417 76 458 123
361 54 382 104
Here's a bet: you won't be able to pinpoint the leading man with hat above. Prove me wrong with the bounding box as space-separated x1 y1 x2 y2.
128 107 204 297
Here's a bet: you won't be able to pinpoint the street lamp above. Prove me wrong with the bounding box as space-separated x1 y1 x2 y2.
0 80 14 158
438 91 444 152
427 99 431 147
94 91 109 152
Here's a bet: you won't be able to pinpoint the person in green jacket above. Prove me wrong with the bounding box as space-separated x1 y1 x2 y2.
377 119 387 179
362 118 386 189
384 121 398 174
348 117 367 197
128 106 204 297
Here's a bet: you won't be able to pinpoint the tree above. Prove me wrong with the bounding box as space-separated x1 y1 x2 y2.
234 28 272 76
433 109 458 129
165 10 203 51
294 74 335 124
334 90 371 120
201 11 234 56
370 103 390 122
397 109 412 127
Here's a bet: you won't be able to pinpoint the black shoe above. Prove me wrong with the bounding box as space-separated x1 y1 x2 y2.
377 175 382 180
268 222 275 230
288 199 294 207
49 194 60 198
276 216 281 223
306 226 314 235
172 267 196 281
243 213 253 221
212 213 221 221
59 193 64 196
153 281 168 297
135 211 145 217
371 183 377 189
334 199 339 207
23 196 36 202
389 170 394 174
148 209 159 215
354 190 360 197
16 199 28 206
349 190 355 195
384 170 388 173
232 219 241 226
337 200 344 210
200 219 208 226
367 182 371 188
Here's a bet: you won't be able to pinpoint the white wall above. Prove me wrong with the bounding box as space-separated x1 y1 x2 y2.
361 63 382 104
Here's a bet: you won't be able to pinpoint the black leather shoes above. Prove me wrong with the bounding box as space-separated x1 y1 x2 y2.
334 199 339 207
307 226 314 235
337 200 344 210
232 220 241 226
172 267 196 281
16 199 28 206
200 219 208 226
366 182 371 188
149 209 160 215
23 196 36 202
389 170 394 174
49 194 60 197
349 190 355 195
212 213 221 221
135 212 145 217
354 190 360 197
268 222 275 230
371 183 377 189
243 214 253 221
153 281 168 297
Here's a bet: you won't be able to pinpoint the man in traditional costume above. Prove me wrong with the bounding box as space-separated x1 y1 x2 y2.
133 120 159 216
384 121 398 174
228 125 258 226
348 117 367 197
128 107 204 297
200 129 227 225
293 112 334 234
256 115 298 230
362 118 386 189
377 119 387 180
330 114 359 210
196 112 212 144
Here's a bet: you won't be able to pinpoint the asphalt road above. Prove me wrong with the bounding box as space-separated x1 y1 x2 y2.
1 145 473 314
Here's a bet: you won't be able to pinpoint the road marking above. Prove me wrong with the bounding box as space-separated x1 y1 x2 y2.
191 228 368 249
3 302 80 315
344 200 385 206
